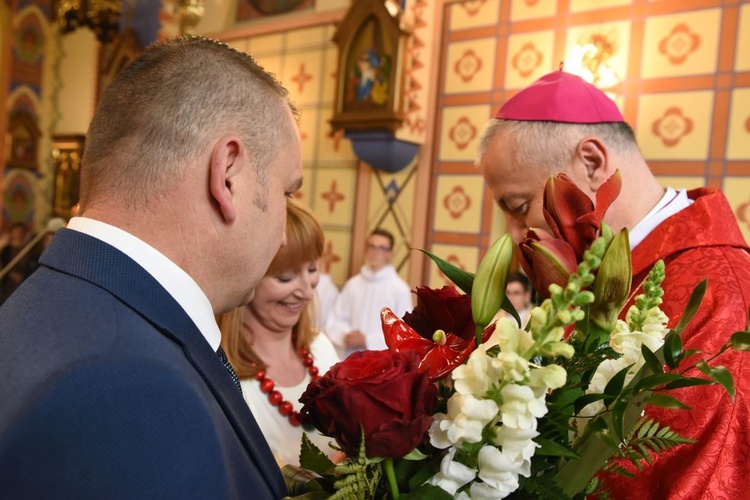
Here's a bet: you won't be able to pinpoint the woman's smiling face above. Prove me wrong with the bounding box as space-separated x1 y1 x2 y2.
246 260 320 333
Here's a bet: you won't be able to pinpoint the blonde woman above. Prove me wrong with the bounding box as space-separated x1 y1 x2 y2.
219 199 339 466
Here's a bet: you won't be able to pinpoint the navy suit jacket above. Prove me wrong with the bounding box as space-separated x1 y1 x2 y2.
0 229 287 499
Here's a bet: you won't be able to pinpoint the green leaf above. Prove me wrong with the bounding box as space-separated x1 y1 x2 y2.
407 461 439 492
661 377 714 390
641 345 663 374
696 360 712 377
610 398 629 442
415 248 474 295
632 373 682 393
534 438 582 459
401 484 454 500
500 294 522 327
574 393 607 413
663 331 683 370
709 365 735 400
645 393 691 409
299 433 335 476
730 331 750 351
672 279 707 335
402 448 428 461
603 364 633 405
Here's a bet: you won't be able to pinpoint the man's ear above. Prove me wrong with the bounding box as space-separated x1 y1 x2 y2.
575 136 613 191
209 135 243 223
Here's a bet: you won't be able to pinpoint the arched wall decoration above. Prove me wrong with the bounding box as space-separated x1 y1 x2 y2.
5 108 40 171
236 0 313 21
2 170 35 225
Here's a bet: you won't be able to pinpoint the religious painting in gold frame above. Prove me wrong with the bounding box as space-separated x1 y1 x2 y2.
330 0 411 134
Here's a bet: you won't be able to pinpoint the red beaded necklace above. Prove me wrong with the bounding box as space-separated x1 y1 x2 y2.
250 346 320 427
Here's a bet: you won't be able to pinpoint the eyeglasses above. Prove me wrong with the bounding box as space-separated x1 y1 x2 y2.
366 244 391 252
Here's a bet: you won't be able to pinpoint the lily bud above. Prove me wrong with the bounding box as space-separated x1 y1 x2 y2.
472 233 514 331
589 229 632 333
518 233 578 300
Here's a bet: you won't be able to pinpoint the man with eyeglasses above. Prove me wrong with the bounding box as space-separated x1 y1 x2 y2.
324 229 413 357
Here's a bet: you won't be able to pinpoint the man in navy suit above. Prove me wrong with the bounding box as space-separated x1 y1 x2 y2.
0 37 303 498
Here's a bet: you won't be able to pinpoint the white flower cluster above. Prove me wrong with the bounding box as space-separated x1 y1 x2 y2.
576 304 669 430
428 317 567 499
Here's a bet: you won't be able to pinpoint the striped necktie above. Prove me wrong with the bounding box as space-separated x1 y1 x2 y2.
217 346 242 394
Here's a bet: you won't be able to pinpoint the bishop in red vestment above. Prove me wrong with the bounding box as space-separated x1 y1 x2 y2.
477 69 750 499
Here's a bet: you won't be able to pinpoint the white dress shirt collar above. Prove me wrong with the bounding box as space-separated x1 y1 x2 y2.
66 217 221 351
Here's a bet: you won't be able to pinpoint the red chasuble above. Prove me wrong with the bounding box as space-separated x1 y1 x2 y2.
602 189 750 499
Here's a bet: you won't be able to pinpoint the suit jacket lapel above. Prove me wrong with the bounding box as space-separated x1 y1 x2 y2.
41 229 286 497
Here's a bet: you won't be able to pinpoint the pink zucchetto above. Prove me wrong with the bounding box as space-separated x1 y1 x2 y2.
496 69 624 124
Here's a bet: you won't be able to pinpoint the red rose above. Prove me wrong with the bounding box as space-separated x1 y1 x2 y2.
298 349 437 458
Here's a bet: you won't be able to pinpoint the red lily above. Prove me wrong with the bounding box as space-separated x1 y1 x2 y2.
381 286 495 381
517 229 578 298
543 171 622 261
518 171 623 298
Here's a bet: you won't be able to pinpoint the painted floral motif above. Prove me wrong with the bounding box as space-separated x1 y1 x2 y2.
325 129 345 152
404 0 428 137
448 116 477 150
745 116 750 134
658 24 700 65
291 63 313 93
454 49 483 83
460 0 487 16
443 185 472 219
512 43 543 78
320 241 341 272
652 107 694 147
321 180 345 213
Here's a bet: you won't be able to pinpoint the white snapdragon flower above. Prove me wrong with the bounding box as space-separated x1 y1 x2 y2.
529 364 567 390
473 445 522 498
427 448 476 496
495 425 539 472
430 393 499 448
577 304 670 434
500 384 547 430
491 351 529 383
490 317 535 355
453 348 502 396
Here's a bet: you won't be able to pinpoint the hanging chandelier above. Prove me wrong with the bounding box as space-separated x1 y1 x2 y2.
57 0 122 44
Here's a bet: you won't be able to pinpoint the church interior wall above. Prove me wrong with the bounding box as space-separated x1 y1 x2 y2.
1 0 749 290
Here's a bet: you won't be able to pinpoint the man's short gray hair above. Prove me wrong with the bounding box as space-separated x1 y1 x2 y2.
80 37 299 209
476 118 639 172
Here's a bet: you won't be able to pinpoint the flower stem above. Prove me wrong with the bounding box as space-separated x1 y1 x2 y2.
384 457 400 500
475 325 483 348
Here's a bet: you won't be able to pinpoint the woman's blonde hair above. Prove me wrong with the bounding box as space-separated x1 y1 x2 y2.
219 198 324 378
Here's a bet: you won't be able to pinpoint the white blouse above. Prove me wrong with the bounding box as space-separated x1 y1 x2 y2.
240 332 341 466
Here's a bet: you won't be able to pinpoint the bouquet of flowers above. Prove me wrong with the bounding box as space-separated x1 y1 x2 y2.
287 172 750 499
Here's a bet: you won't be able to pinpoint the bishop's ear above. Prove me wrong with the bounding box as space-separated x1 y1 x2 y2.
209 135 243 223
576 136 613 191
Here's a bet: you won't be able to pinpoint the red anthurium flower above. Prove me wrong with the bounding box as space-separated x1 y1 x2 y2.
543 171 622 261
381 286 495 381
517 228 578 299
